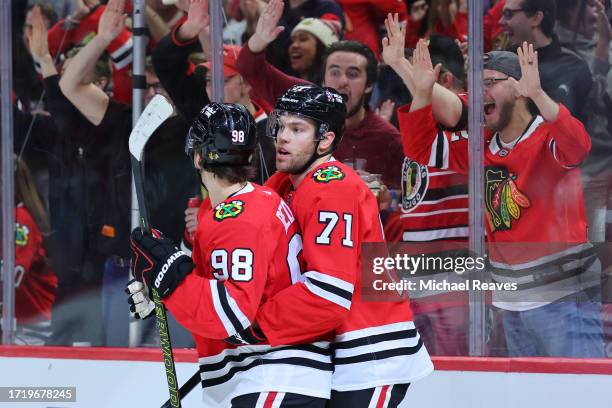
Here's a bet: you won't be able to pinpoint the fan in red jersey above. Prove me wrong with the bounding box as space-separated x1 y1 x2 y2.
228 84 432 407
387 27 603 358
127 103 332 407
4 157 57 345
382 34 470 357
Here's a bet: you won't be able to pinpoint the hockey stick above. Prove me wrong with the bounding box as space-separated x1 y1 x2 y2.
161 370 200 408
128 94 182 408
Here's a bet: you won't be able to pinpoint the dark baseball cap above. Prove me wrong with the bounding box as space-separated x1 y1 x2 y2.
484 51 521 79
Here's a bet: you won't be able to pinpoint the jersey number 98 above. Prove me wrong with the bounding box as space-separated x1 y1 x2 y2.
211 248 254 282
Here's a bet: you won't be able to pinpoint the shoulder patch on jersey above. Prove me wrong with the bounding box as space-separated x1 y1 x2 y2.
312 165 345 183
213 200 245 222
484 166 531 233
401 158 429 213
15 223 30 246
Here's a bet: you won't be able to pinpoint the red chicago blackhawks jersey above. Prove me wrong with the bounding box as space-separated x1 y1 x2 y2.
164 183 331 406
14 204 57 324
398 103 598 311
258 161 433 391
384 125 470 310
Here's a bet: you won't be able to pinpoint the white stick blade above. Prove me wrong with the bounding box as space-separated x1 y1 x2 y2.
129 94 174 160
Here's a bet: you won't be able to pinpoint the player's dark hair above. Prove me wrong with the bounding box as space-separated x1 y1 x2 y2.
521 0 557 38
306 39 328 84
15 156 50 235
200 162 254 184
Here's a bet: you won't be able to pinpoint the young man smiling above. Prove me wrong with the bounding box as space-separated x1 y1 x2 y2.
235 0 404 189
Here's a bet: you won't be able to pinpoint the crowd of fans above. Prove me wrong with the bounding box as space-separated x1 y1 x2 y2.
3 0 612 358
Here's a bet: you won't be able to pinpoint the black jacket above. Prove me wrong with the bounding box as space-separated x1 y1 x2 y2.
153 31 276 184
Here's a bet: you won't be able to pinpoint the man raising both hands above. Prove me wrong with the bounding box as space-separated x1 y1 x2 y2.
390 26 601 357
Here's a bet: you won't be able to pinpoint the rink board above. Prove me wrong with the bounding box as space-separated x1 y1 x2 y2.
1 346 611 407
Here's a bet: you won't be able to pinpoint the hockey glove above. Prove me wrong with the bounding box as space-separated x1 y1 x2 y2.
125 279 155 319
130 227 195 298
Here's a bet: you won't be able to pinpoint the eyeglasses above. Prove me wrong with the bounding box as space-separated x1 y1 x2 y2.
483 77 510 88
501 8 527 20
146 82 164 93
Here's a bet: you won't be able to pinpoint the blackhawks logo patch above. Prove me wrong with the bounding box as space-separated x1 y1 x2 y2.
15 223 30 246
401 158 429 212
485 167 531 233
313 165 345 183
213 200 245 222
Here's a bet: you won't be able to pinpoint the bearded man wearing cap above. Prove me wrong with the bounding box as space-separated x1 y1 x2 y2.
385 19 603 357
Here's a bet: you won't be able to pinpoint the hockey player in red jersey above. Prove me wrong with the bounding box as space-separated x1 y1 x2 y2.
393 37 603 357
127 103 332 407
227 84 432 407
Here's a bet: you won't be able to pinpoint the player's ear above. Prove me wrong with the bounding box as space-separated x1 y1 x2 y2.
317 131 335 154
193 150 203 170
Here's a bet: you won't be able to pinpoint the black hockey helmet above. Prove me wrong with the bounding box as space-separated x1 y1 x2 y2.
186 103 257 167
267 84 347 150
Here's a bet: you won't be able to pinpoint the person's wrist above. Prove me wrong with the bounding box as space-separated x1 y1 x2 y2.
529 88 546 102
93 33 112 47
248 34 267 53
38 54 54 65
414 88 433 100
178 21 201 40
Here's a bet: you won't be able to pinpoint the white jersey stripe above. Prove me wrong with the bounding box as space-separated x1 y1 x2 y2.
224 286 251 331
272 393 286 408
382 385 393 408
334 322 416 342
210 280 235 336
113 53 133 70
304 279 352 310
334 337 421 359
110 37 133 59
303 271 354 293
367 386 383 408
255 392 268 408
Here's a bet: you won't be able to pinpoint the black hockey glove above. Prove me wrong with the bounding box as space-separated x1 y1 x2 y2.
130 227 195 299
225 320 267 345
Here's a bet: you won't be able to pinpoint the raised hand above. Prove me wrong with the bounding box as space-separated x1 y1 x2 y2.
179 0 210 40
382 13 407 69
512 42 542 100
595 0 611 46
375 99 396 123
412 39 441 96
248 0 285 53
26 6 51 64
98 0 126 44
